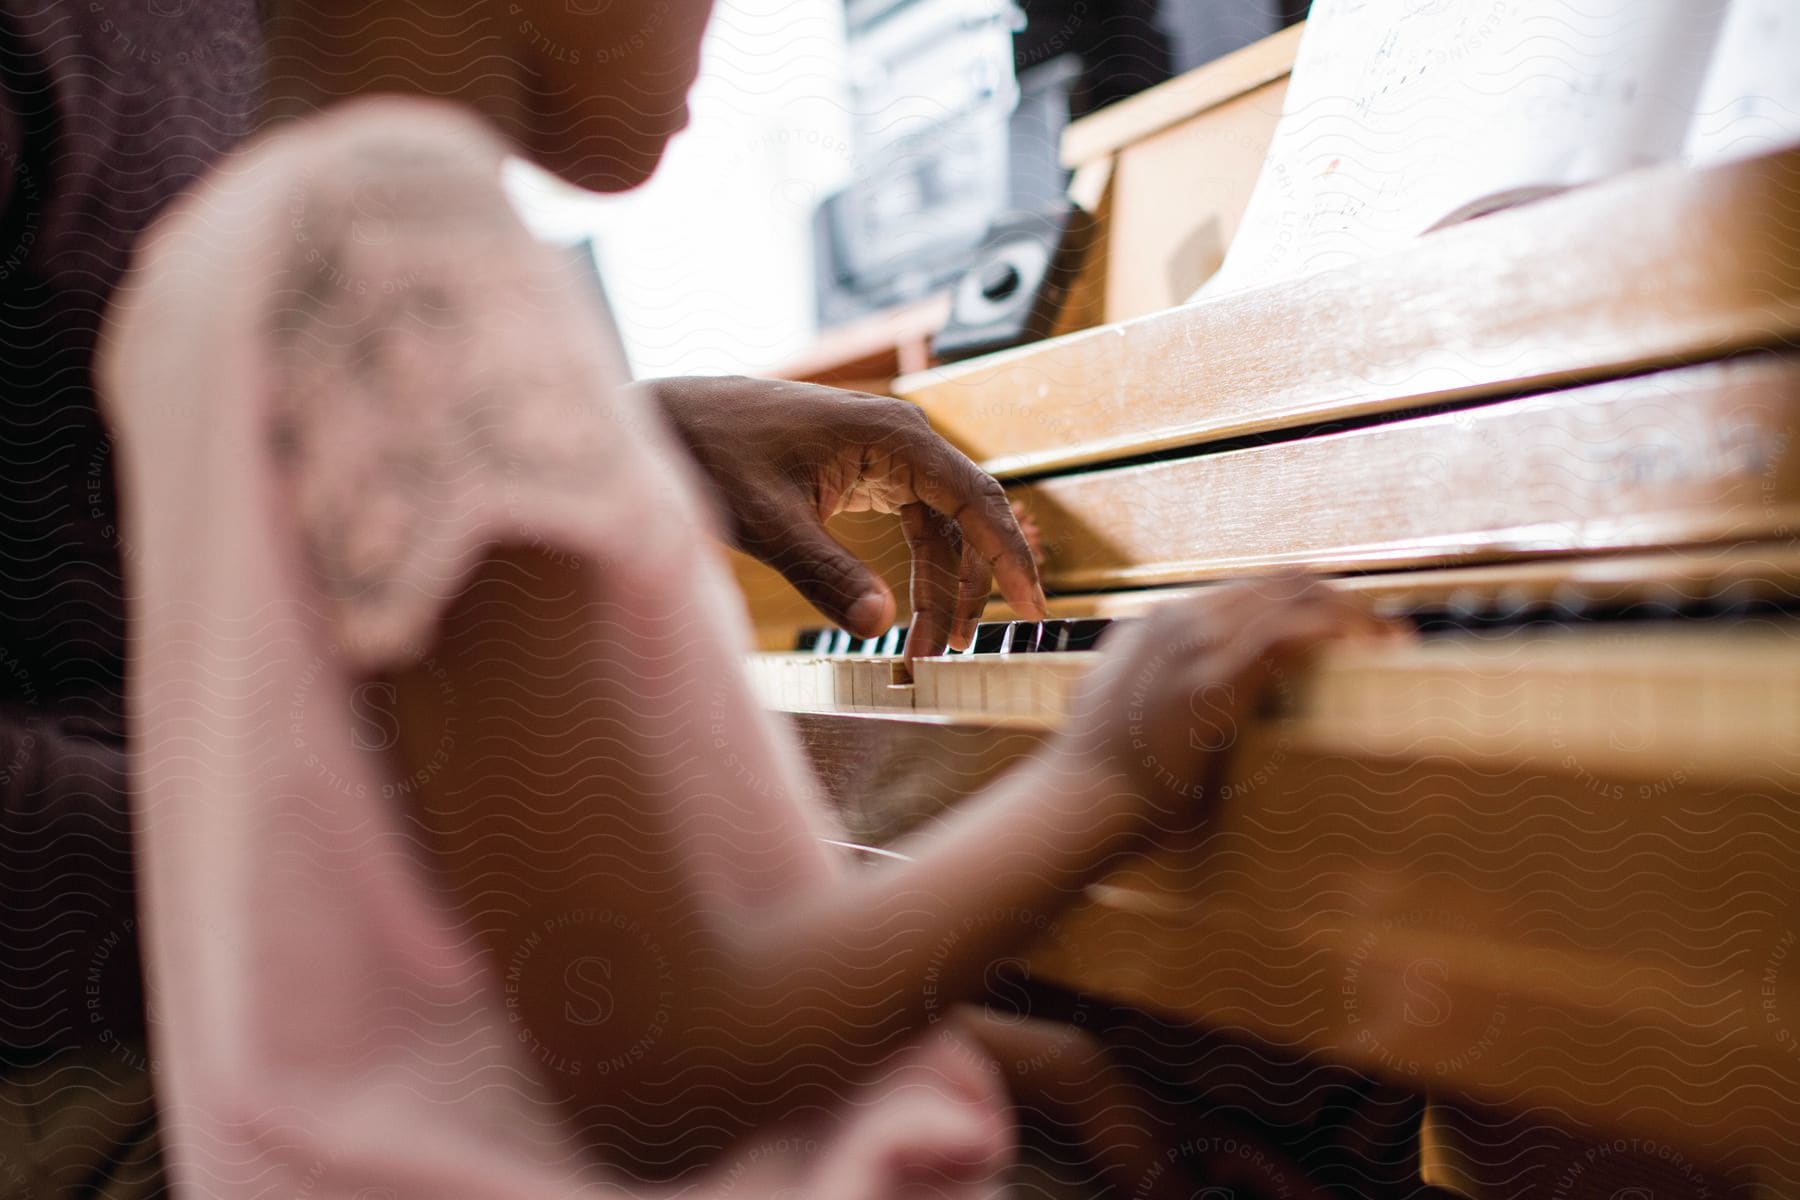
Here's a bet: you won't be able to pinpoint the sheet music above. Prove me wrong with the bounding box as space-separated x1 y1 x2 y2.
1684 0 1800 164
1196 0 1730 298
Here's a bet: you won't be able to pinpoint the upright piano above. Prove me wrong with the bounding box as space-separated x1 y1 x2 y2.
738 27 1800 1200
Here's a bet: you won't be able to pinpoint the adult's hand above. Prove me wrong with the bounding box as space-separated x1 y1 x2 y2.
644 376 1046 657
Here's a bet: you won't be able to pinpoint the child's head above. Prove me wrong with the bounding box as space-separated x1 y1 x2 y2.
264 0 715 191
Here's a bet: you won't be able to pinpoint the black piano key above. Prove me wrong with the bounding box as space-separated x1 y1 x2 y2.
796 628 830 653
829 629 854 656
1055 618 1114 652
1711 579 1762 617
1548 584 1592 624
1000 621 1046 653
1410 607 1457 635
1489 587 1535 625
880 625 906 656
1513 599 1559 629
1444 588 1484 628
1630 588 1686 622
971 623 1010 654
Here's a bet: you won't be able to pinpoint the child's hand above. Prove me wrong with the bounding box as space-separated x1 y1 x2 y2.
1060 576 1403 816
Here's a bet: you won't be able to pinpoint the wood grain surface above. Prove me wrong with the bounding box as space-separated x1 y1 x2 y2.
1010 356 1800 591
898 147 1800 478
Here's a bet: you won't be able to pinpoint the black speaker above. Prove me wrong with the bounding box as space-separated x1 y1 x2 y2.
931 204 1093 362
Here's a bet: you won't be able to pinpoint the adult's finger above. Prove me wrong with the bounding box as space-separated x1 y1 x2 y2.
950 541 991 651
902 441 1046 622
900 502 961 661
762 510 895 638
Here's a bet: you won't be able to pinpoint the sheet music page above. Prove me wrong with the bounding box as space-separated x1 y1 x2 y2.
1195 0 1729 299
1684 0 1800 164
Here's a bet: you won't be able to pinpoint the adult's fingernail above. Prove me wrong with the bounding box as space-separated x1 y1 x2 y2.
847 590 892 636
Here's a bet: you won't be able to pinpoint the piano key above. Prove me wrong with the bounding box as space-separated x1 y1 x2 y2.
911 658 944 710
853 658 909 710
958 652 987 709
853 657 879 709
1411 607 1456 635
971 623 1010 654
1000 621 1042 653
764 624 1800 772
911 655 977 713
1489 586 1538 626
1548 584 1591 624
1712 579 1761 616
874 676 916 710
1054 618 1114 652
963 653 1094 718
829 659 859 709
985 661 1016 711
1441 588 1485 631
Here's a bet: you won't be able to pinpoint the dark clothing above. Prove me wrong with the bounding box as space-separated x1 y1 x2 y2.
0 0 263 1056
0 1039 163 1198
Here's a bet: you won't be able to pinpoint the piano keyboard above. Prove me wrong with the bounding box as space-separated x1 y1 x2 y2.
750 605 1800 785
790 617 1115 659
751 619 1115 717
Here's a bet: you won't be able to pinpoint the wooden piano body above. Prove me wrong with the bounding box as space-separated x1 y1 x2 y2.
740 35 1800 1199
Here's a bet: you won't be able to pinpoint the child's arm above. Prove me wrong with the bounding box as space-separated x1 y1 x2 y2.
390 552 1388 1175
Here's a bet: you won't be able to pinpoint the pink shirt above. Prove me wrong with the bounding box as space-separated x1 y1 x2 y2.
101 99 1011 1199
